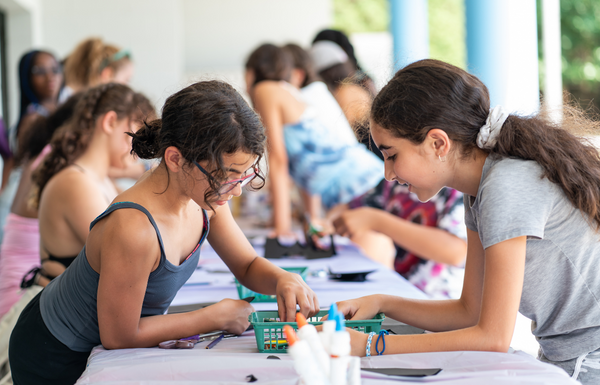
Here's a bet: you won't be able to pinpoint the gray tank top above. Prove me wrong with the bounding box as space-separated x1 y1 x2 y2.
40 201 209 352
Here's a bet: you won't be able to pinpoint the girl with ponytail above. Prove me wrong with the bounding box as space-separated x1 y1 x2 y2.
31 83 153 287
9 80 319 384
332 59 600 383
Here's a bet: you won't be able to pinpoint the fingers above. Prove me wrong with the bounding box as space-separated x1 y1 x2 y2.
296 292 311 320
311 293 320 318
276 294 286 322
284 290 296 322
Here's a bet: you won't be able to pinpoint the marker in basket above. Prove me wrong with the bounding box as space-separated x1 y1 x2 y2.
329 313 351 385
320 303 338 354
283 325 330 385
296 313 330 376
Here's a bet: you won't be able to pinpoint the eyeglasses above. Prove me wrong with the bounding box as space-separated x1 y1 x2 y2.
193 160 257 196
31 65 62 76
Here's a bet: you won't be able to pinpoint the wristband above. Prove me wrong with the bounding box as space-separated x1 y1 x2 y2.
375 330 389 355
365 332 376 357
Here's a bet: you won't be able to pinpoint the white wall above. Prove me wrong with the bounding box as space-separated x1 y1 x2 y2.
182 0 332 92
0 0 332 123
39 0 185 117
0 0 41 124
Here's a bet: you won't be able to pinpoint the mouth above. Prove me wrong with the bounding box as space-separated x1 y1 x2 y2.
215 200 228 206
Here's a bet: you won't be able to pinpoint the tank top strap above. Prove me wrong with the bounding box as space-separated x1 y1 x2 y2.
89 201 166 258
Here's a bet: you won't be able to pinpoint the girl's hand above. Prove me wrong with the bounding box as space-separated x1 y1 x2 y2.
276 272 320 322
333 207 381 238
211 298 254 335
336 295 382 321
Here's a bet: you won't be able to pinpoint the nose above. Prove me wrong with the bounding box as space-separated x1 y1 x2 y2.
383 161 396 182
230 182 243 197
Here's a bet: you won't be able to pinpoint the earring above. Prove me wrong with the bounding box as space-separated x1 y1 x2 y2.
438 155 446 162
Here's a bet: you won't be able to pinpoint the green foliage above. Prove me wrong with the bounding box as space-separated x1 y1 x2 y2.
331 0 388 34
539 0 600 108
332 0 466 69
428 0 466 69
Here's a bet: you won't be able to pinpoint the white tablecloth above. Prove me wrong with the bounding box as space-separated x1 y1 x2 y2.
76 239 576 384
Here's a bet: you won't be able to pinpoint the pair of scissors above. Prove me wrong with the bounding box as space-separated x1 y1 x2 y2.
159 331 238 349
159 296 255 349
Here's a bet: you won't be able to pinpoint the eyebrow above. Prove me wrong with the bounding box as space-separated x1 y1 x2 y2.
377 144 392 152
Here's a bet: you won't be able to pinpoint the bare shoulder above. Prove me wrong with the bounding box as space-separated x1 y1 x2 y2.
89 204 161 269
41 167 103 208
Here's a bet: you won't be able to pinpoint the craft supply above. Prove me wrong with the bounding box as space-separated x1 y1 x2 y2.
283 326 330 385
249 310 384 353
296 313 330 376
206 333 225 349
329 313 351 385
319 304 338 354
347 356 361 385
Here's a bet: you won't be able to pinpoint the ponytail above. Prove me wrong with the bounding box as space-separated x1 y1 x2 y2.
492 109 600 229
372 59 600 230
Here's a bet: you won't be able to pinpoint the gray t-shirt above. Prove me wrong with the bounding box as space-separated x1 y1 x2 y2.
464 155 600 361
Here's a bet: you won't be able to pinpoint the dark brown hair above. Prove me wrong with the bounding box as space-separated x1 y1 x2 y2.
15 92 83 166
245 44 292 85
282 43 319 88
129 80 266 207
372 58 600 229
34 83 152 204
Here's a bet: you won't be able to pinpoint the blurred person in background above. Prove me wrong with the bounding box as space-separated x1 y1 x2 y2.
245 43 383 238
0 50 63 246
62 37 133 99
31 83 153 286
0 94 81 318
62 37 149 183
310 40 382 160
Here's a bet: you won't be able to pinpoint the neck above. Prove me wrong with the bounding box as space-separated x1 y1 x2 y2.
74 135 111 181
144 162 193 215
447 149 488 197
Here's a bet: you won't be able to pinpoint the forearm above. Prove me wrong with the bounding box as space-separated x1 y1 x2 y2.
376 294 478 332
102 308 220 349
236 256 285 295
300 189 322 221
370 325 508 356
373 211 466 266
269 162 292 233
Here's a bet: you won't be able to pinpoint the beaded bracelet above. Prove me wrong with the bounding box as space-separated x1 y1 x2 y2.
376 330 389 355
365 332 376 357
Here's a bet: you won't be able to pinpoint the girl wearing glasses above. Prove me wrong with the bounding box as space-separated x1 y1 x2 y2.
9 80 319 384
0 50 63 315
333 59 600 384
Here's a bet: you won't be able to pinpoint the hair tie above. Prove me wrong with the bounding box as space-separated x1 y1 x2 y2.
476 106 509 150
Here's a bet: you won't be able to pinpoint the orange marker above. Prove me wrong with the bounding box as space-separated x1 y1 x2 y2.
296 312 308 328
283 325 298 346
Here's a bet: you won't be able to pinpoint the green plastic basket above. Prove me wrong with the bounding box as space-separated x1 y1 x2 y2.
249 310 385 353
235 267 309 302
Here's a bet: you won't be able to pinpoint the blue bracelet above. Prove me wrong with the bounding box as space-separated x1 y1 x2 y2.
366 332 376 357
375 330 389 355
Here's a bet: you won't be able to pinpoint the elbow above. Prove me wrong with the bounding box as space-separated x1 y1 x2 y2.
100 334 135 350
446 241 468 267
485 338 511 353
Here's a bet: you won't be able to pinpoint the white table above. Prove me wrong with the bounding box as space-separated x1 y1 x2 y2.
76 239 577 384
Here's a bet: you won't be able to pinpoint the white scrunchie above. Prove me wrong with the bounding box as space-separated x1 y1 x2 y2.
476 106 510 150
